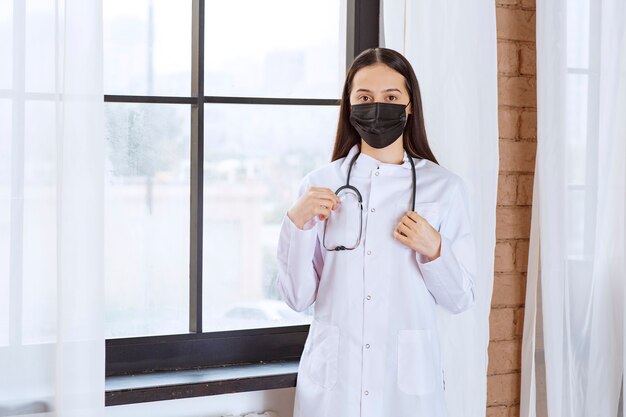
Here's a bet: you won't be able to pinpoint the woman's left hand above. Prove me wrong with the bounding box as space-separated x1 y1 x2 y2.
393 211 442 261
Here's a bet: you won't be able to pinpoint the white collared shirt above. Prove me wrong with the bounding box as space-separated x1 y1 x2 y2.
275 143 477 417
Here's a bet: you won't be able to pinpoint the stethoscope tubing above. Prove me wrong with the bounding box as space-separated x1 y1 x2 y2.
322 148 417 251
341 148 417 212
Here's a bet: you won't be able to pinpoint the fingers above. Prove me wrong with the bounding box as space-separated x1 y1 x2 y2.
405 211 420 223
317 195 340 210
307 187 341 213
394 228 409 242
396 221 412 238
401 216 420 232
309 187 341 204
315 205 332 221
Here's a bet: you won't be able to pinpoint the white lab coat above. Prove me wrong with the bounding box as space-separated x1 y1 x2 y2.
275 143 477 417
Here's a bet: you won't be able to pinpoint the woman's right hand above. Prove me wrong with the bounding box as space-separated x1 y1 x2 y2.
287 186 341 230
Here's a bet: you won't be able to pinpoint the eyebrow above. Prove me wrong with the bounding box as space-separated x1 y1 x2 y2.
355 88 402 93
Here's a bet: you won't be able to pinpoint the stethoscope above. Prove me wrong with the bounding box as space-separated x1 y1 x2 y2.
322 148 417 251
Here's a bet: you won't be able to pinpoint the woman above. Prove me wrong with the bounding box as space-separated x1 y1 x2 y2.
275 47 477 417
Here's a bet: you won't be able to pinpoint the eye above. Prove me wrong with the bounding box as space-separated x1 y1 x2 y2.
358 96 371 102
388 95 398 101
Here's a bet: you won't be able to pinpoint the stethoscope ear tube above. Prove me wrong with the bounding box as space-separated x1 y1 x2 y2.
341 148 417 211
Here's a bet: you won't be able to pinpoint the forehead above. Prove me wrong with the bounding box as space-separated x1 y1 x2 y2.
351 64 407 93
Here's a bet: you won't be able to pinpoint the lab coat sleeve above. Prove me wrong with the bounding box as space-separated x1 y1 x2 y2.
275 175 325 312
416 177 477 314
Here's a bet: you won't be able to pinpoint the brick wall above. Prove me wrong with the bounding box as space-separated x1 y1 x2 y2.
489 0 537 416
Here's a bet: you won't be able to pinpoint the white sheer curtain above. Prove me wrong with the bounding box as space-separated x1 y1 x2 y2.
0 1 104 416
520 0 626 416
381 1 499 416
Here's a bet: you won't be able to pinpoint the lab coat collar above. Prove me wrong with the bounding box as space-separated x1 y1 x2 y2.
340 143 413 177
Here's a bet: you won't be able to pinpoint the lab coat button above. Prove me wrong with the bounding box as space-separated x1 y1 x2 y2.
370 207 375 212
365 344 370 349
367 250 372 255
375 171 380 176
364 390 369 395
366 295 371 300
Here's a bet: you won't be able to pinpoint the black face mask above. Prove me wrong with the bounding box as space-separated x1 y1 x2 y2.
349 101 411 149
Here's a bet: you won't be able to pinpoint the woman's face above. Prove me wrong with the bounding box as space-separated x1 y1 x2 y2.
349 63 412 116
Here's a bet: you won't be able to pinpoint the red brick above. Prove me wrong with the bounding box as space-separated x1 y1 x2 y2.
498 174 517 206
520 43 536 75
491 1 536 411
498 41 520 75
515 239 530 272
495 240 516 272
516 174 534 205
488 340 522 374
497 206 532 239
492 273 526 307
499 108 520 139
496 8 536 42
498 76 537 108
499 139 536 172
490 307 517 340
514 307 526 338
487 373 521 405
520 110 537 139
487 406 509 417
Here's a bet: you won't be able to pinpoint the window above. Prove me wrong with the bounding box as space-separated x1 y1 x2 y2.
564 0 597 260
104 0 347 339
104 0 380 392
564 0 599 353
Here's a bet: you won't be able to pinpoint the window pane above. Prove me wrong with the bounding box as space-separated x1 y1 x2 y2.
204 0 346 99
105 103 190 338
21 101 57 344
566 74 588 185
0 0 12 90
567 188 585 258
202 103 338 331
1 100 69 345
104 0 192 96
25 0 56 93
0 99 11 346
567 0 590 69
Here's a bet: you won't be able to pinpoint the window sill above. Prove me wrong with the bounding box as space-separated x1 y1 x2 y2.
105 360 299 406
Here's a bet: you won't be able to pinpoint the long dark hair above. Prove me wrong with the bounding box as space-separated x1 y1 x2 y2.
331 47 438 165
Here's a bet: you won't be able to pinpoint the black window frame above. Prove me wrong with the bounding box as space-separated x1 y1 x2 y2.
105 0 379 397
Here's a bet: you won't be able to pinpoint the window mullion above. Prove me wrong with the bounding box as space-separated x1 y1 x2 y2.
190 0 205 333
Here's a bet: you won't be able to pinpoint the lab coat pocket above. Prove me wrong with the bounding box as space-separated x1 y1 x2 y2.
393 202 440 250
308 319 340 390
397 329 438 395
411 202 440 231
395 201 440 227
